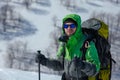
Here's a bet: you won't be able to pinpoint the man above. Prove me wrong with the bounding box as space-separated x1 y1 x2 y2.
36 14 100 80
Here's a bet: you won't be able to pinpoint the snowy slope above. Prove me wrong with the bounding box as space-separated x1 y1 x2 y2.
0 68 61 80
0 0 120 80
0 68 120 80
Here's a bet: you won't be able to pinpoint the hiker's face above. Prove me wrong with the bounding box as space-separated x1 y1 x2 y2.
64 22 76 36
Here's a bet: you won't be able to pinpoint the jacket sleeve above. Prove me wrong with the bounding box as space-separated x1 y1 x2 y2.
83 41 100 75
42 42 65 71
44 57 64 71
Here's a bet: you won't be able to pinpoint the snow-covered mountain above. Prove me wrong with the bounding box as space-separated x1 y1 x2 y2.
0 0 120 80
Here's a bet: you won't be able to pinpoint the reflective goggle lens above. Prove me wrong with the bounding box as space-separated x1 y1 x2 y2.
63 24 76 28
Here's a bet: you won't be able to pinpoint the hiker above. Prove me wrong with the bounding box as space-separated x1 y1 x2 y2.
35 14 100 80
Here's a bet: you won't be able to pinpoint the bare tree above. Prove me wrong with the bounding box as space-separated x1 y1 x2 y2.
0 0 11 2
106 14 114 43
45 27 62 58
6 41 26 68
0 4 11 32
65 0 71 10
6 41 36 71
52 15 62 28
52 15 58 27
108 0 120 4
23 0 32 9
90 11 97 18
44 15 62 58
60 0 64 5
44 15 62 59
71 0 77 10
6 43 15 68
115 12 120 35
0 4 22 32
50 28 62 51
115 0 119 4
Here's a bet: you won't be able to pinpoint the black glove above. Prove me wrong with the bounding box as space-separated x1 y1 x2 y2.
59 34 69 43
72 57 84 69
35 51 47 65
73 57 97 76
68 57 85 78
69 57 96 77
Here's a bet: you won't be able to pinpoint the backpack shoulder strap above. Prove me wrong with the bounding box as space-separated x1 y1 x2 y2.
80 39 91 60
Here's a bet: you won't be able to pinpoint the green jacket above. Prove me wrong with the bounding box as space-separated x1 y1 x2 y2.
57 14 100 72
43 14 100 80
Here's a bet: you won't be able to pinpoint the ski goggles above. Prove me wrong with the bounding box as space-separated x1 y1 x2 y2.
63 24 76 29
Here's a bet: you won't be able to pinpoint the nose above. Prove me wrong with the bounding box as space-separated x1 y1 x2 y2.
67 26 71 29
67 26 71 30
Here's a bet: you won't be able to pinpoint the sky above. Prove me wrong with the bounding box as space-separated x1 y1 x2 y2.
0 0 120 80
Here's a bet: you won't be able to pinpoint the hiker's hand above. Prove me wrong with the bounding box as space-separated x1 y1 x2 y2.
35 52 46 65
72 57 84 69
68 57 85 78
69 57 84 71
70 57 97 77
59 34 69 42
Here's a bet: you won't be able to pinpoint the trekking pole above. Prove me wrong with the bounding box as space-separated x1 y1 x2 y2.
37 50 41 80
75 57 79 80
76 68 79 80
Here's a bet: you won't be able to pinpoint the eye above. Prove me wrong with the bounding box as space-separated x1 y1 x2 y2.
63 24 69 28
70 24 76 28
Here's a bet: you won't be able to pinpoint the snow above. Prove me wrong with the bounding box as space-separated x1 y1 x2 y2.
0 68 119 80
0 68 61 80
0 0 120 80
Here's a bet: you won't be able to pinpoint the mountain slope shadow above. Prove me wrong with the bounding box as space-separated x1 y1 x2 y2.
0 19 37 40
69 6 88 13
87 2 102 7
29 8 49 15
